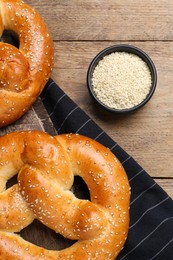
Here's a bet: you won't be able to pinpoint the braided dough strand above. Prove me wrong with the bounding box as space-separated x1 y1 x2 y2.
0 0 54 127
0 131 130 259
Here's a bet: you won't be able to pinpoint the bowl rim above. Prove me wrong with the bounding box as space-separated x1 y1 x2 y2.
87 44 157 113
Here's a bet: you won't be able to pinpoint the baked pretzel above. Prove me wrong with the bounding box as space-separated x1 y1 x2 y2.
0 131 130 259
0 0 54 127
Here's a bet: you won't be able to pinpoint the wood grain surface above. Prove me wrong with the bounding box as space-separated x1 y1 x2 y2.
0 98 56 136
1 2 172 191
22 0 173 198
1 1 172 194
0 0 172 253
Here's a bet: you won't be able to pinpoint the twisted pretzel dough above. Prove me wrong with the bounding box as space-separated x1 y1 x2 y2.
0 131 130 259
0 0 54 127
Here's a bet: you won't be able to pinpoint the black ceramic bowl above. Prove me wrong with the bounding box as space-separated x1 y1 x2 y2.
87 44 157 113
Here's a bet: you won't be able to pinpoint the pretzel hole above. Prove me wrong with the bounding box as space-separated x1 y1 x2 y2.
6 174 18 189
20 219 77 250
7 175 90 250
71 176 90 200
1 29 19 48
6 175 75 250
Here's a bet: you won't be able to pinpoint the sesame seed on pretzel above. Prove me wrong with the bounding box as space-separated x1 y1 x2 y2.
0 0 54 127
0 131 130 259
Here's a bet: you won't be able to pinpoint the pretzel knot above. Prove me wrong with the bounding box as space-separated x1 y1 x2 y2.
0 0 54 127
0 131 130 259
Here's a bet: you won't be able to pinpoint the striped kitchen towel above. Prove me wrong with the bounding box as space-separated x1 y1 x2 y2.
41 78 173 260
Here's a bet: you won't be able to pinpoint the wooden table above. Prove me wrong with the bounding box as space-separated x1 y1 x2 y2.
26 0 173 199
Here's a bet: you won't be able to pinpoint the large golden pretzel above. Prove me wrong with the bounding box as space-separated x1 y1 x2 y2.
0 131 130 259
0 0 54 127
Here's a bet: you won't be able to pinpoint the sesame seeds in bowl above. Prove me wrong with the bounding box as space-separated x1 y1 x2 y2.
87 44 157 113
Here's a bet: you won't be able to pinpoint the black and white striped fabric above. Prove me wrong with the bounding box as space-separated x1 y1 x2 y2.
41 79 173 260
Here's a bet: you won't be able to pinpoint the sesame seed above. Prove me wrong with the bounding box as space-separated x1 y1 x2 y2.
92 51 152 109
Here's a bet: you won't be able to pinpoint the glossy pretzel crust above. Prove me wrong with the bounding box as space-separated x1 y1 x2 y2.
0 0 54 127
0 131 130 259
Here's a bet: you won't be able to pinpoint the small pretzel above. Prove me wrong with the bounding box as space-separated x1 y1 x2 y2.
0 0 54 127
0 131 130 259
